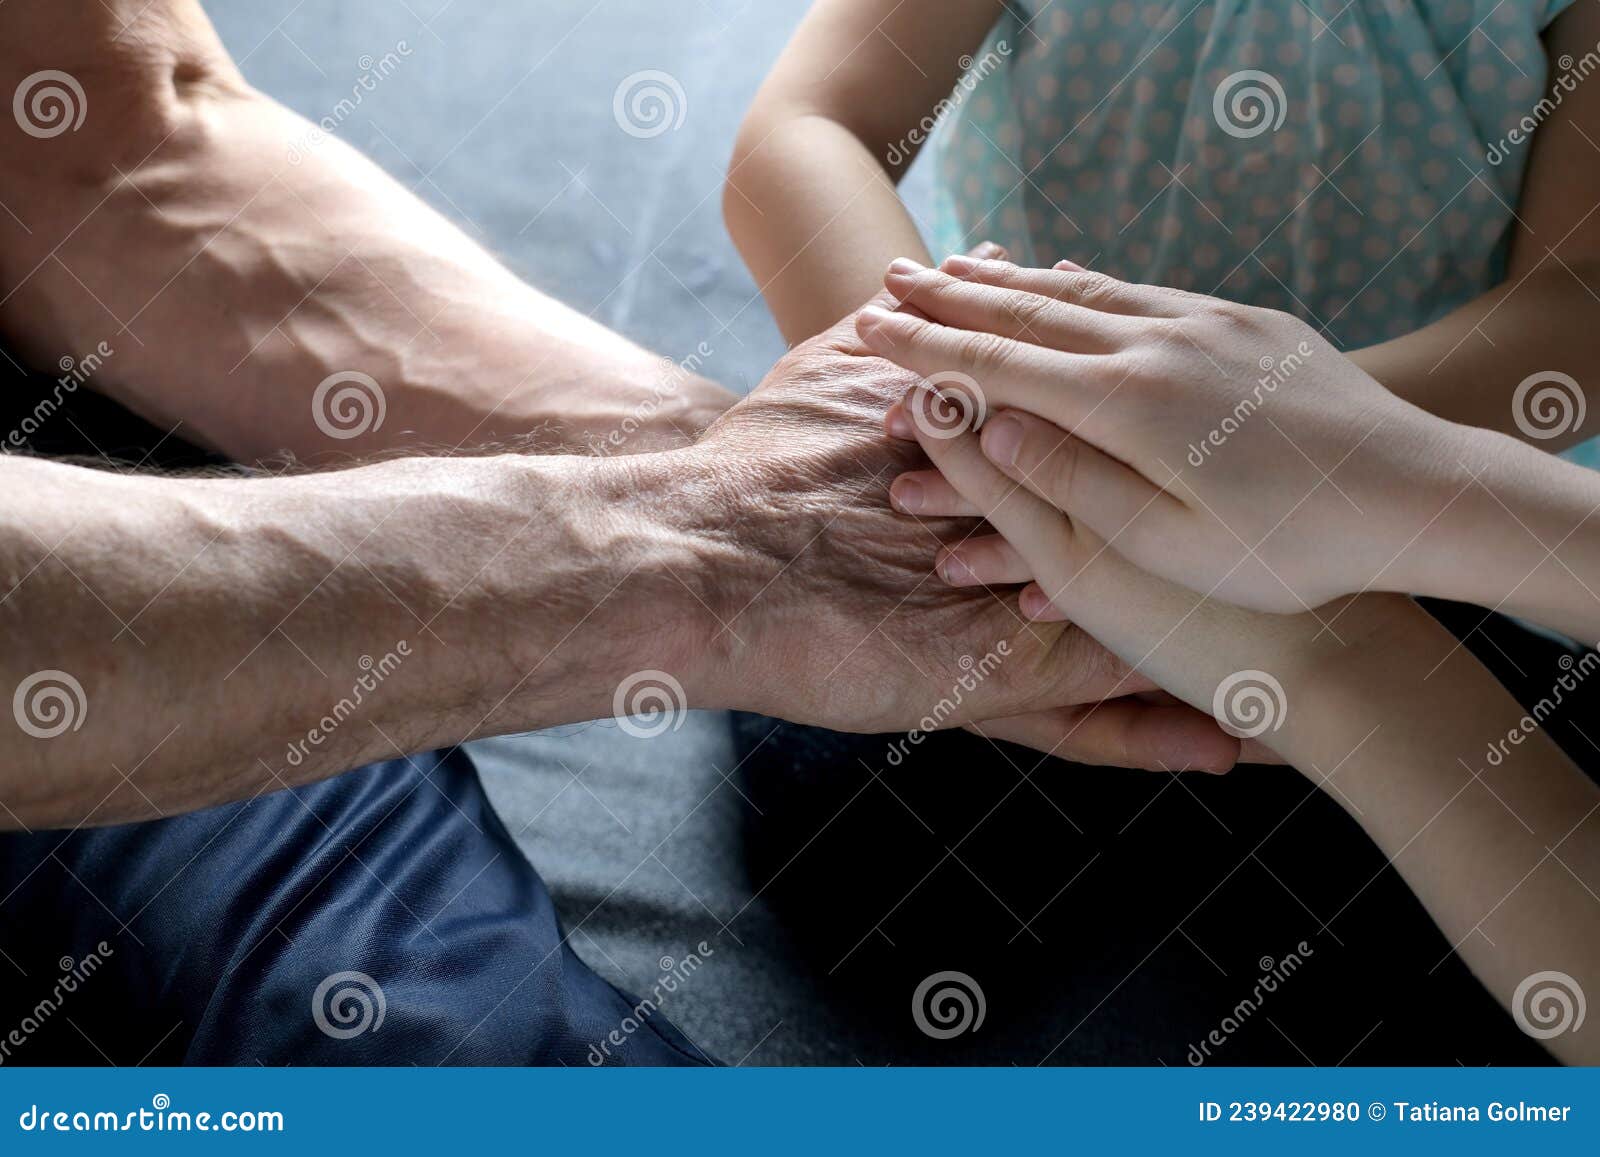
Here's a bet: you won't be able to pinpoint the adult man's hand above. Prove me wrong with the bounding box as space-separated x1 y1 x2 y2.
687 290 1240 772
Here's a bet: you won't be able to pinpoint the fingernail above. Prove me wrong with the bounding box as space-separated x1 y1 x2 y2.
982 415 1024 467
943 254 979 276
885 403 916 440
1054 258 1086 272
974 241 1004 258
1019 585 1049 618
887 257 926 276
940 553 976 585
890 475 924 512
858 305 895 331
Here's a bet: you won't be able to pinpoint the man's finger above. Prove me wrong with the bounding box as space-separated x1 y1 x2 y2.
968 700 1239 774
934 533 1033 587
888 468 984 517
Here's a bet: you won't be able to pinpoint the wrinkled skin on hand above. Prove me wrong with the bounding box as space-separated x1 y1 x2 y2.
691 291 1239 771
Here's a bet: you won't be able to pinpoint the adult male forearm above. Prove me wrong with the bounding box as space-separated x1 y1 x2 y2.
0 452 736 829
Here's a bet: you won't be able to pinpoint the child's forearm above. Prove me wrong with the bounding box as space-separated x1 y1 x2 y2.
725 114 932 343
1350 265 1600 451
1385 422 1600 641
1284 601 1600 1063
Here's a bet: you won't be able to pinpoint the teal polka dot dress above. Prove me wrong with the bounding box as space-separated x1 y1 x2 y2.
933 0 1595 465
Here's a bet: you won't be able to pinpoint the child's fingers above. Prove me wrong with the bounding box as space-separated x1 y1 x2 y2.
904 387 1096 604
968 700 1239 774
884 261 1127 354
935 533 1033 587
978 409 1184 556
935 256 1190 319
856 308 1099 432
888 469 982 516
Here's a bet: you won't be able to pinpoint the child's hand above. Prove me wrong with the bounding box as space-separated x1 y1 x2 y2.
859 257 1478 614
888 384 1424 763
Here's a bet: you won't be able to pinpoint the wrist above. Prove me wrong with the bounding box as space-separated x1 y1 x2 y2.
485 448 762 721
1400 420 1600 636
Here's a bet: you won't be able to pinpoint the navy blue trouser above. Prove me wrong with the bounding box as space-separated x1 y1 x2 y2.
0 748 714 1066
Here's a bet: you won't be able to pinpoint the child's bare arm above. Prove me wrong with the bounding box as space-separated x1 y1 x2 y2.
1350 0 1600 451
725 0 1004 343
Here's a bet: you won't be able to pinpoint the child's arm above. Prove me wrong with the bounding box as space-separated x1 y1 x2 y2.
1349 0 1600 450
725 0 1005 343
895 400 1600 1063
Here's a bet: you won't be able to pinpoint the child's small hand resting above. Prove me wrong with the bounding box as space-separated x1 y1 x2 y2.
859 256 1479 615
